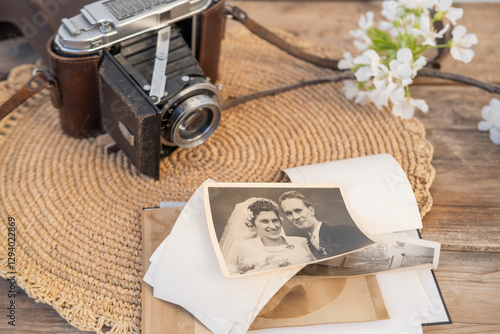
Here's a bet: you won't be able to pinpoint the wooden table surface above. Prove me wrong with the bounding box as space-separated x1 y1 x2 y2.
1 1 499 333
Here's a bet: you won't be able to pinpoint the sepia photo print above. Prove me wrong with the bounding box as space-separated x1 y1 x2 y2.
203 183 376 278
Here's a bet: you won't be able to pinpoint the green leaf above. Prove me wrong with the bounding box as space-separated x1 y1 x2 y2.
433 11 445 22
367 27 397 45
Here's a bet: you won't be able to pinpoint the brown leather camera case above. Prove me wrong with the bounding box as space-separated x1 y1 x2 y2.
48 40 102 137
48 0 226 138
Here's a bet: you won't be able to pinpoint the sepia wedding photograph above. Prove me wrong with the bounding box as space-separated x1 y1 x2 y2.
203 183 376 278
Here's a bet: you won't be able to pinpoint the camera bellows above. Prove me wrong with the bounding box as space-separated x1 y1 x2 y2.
99 25 221 179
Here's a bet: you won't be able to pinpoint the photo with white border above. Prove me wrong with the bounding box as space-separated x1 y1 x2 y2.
203 183 376 278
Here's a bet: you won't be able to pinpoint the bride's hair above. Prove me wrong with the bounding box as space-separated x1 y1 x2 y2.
247 199 280 227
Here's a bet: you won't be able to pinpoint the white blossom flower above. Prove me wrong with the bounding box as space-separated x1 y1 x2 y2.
450 25 478 63
369 89 391 110
338 52 355 70
370 79 403 110
412 56 427 74
406 12 419 30
350 11 374 51
400 0 437 13
350 31 372 52
344 0 478 122
379 1 403 35
354 66 375 82
370 78 390 109
342 80 371 104
353 49 381 82
389 49 414 86
368 66 403 110
392 97 429 119
479 98 500 129
355 91 371 105
372 64 391 91
488 128 500 145
342 80 360 100
359 11 375 30
478 98 500 144
413 14 449 46
379 20 397 36
436 0 463 25
388 48 427 87
389 84 406 104
381 0 401 22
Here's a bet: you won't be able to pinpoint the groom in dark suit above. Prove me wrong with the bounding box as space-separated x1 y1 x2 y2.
278 190 374 259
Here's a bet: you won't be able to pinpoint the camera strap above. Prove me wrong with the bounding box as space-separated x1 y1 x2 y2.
0 4 448 122
226 5 340 71
226 5 447 71
221 5 446 110
0 69 60 122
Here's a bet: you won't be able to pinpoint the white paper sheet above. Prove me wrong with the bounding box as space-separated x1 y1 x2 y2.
284 154 422 235
404 229 450 325
148 182 304 333
416 270 451 324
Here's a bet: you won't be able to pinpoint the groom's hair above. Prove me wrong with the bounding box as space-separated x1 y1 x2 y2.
278 191 313 208
248 199 280 226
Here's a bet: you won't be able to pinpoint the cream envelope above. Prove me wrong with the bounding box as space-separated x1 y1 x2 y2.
148 182 304 333
247 271 423 334
284 154 422 235
145 236 244 334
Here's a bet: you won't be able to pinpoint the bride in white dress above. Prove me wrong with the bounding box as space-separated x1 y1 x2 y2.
219 198 315 275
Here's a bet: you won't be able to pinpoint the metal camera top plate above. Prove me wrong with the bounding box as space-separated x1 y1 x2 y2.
54 0 213 54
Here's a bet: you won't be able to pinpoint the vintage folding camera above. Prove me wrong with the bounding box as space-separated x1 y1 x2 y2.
50 0 226 178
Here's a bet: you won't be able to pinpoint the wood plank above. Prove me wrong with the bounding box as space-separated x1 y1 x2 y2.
410 85 494 131
226 1 381 57
425 324 500 334
409 84 500 250
410 85 498 169
230 2 500 83
427 165 500 207
422 206 500 253
424 251 500 331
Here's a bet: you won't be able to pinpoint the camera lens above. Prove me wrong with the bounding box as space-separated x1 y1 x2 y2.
178 108 212 140
162 93 221 148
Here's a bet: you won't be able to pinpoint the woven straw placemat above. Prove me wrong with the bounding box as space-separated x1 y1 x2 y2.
0 26 434 333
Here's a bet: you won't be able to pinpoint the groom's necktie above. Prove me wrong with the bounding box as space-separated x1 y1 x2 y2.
309 233 321 251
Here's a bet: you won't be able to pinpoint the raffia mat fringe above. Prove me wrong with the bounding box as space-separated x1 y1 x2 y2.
0 26 435 333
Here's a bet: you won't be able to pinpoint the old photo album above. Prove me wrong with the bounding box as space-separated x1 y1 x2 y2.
142 154 450 334
141 206 391 333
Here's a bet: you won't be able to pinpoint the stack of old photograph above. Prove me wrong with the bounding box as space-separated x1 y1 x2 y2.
142 154 451 334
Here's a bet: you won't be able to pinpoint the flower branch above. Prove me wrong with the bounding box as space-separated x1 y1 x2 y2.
338 0 500 144
227 1 500 143
222 72 355 110
223 68 500 113
418 68 500 94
